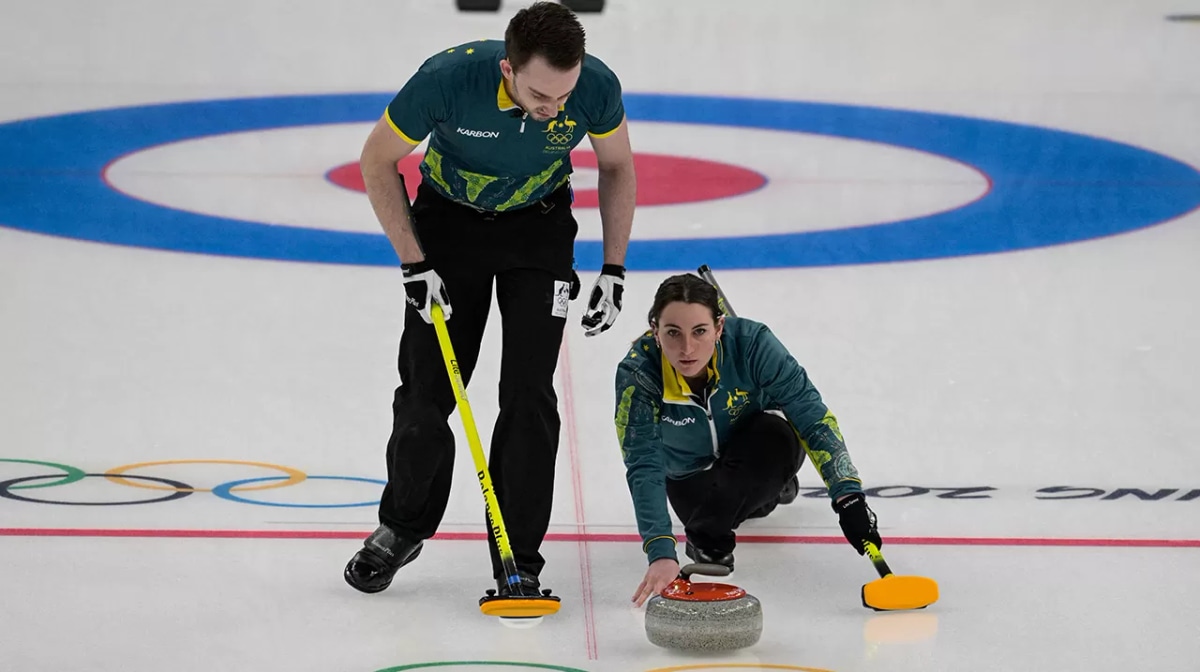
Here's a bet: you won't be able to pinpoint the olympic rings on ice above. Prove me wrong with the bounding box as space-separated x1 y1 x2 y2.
103 459 306 493
0 458 385 508
0 473 194 506
211 475 387 509
0 459 88 490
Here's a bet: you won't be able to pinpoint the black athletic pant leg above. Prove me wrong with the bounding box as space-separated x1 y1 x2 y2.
483 189 578 580
377 188 496 541
378 181 579 584
665 411 805 556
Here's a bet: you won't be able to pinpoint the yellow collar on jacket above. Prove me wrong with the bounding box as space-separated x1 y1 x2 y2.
660 342 723 403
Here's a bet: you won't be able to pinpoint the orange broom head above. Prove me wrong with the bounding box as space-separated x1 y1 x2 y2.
479 596 562 619
862 575 939 611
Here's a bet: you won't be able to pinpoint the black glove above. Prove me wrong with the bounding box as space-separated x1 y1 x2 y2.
581 264 625 337
401 259 452 324
832 492 882 555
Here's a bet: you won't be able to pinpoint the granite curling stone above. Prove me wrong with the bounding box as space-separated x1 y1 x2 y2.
645 563 763 651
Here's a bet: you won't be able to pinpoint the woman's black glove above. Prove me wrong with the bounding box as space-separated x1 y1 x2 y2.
832 492 882 555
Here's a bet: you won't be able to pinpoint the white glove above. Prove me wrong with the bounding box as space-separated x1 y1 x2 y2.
401 260 452 324
581 264 625 337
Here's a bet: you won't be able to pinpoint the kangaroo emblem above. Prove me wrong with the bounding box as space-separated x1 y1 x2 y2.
725 388 750 417
545 117 577 133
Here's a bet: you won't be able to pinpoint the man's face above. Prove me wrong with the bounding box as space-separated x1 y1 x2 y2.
502 55 581 122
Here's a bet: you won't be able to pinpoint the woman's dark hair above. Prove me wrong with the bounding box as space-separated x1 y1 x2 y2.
504 1 587 72
648 273 723 327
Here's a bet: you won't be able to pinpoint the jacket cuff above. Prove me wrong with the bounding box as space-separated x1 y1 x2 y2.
644 536 678 564
828 480 864 502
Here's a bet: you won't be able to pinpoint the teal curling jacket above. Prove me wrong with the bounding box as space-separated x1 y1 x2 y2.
613 316 865 564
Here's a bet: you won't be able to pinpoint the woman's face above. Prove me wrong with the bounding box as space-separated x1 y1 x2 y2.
655 301 723 380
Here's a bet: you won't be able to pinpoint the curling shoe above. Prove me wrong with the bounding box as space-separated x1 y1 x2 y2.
685 539 735 571
496 569 543 598
344 524 423 594
778 474 800 505
745 474 801 521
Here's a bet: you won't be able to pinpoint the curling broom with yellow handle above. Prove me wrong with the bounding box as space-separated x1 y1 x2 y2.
392 171 558 624
696 264 939 612
860 540 938 611
428 302 561 624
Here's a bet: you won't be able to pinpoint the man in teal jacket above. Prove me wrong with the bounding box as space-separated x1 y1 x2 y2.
614 273 881 606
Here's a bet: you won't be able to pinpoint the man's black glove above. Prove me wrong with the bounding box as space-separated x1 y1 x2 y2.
832 492 882 555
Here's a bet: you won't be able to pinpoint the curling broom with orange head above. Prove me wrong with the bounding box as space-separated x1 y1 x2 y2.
696 264 938 612
396 173 560 624
428 302 561 623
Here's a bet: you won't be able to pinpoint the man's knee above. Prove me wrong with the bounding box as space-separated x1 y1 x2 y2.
392 397 455 442
498 379 559 412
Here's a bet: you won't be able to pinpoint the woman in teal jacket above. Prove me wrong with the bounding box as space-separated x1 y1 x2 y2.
614 273 882 606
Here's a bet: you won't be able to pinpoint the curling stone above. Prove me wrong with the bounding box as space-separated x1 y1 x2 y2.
645 562 763 651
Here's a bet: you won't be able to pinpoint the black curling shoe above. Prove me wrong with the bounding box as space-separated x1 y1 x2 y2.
495 569 542 598
744 474 801 521
344 525 423 594
778 474 800 505
685 539 735 571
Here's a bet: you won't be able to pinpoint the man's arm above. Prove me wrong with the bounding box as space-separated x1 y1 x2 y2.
360 113 424 264
588 116 636 266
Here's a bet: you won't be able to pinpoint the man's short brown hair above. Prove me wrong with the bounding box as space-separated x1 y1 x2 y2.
505 1 587 72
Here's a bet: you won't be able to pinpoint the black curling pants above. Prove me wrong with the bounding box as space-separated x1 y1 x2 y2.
665 411 806 557
377 180 577 581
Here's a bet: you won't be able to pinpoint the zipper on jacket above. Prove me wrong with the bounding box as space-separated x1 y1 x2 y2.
519 111 527 133
704 387 720 457
704 407 719 457
687 387 722 459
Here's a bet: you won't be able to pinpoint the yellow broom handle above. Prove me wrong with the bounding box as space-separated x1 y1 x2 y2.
429 303 518 567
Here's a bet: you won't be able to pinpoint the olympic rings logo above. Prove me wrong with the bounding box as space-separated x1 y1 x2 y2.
0 458 385 508
545 132 573 144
